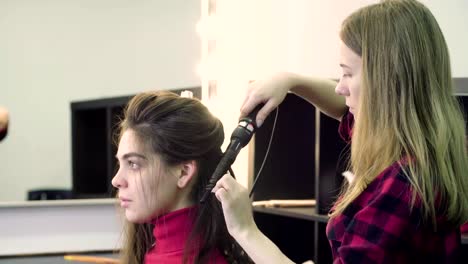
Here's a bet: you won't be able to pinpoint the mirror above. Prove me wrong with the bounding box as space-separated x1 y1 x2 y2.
0 0 201 202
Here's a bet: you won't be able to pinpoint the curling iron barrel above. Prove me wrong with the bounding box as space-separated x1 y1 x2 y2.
200 104 264 203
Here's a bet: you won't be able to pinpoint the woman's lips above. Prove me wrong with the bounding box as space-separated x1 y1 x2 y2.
119 197 131 208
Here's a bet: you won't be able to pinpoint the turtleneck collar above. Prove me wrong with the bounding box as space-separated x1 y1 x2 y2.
150 206 198 254
145 205 229 264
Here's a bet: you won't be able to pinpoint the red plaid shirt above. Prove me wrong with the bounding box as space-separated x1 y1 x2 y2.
326 110 462 263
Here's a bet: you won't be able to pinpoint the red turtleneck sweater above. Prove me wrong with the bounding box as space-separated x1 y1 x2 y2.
144 206 228 264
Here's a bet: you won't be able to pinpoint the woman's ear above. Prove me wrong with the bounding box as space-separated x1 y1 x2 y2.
177 160 197 188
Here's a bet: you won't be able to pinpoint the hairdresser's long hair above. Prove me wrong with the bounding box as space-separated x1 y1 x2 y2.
330 0 468 227
116 91 251 263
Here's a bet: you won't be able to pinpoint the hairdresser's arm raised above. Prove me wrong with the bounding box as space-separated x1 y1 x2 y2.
241 72 347 126
214 72 346 263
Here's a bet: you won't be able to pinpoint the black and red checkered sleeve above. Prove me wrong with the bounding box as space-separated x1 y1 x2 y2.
333 167 413 263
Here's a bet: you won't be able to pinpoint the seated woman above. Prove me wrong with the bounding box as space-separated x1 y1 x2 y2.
112 91 251 264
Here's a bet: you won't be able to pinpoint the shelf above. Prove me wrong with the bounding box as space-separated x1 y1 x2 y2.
253 206 329 223
253 207 468 246
0 198 117 209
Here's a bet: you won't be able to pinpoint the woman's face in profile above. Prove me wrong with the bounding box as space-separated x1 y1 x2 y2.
112 129 183 223
335 41 362 115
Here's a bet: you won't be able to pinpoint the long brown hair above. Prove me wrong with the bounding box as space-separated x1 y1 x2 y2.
331 0 468 227
117 91 251 263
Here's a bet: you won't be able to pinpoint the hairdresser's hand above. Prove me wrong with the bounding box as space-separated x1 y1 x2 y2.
241 72 299 127
212 175 257 238
214 175 297 264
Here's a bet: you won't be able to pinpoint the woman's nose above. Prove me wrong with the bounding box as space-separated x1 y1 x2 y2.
111 169 126 189
335 80 350 96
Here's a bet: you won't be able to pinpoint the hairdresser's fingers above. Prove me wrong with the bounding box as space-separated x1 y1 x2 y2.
216 174 237 193
214 186 228 203
240 80 258 113
241 95 276 128
212 174 231 193
212 176 236 208
240 95 265 119
240 94 251 117
241 73 291 125
241 77 271 116
213 175 245 206
254 99 279 127
211 184 223 195
213 175 255 236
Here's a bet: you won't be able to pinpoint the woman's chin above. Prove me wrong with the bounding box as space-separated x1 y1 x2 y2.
125 210 148 224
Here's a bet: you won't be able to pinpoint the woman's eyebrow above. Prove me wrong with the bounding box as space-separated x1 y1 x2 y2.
339 63 351 69
116 152 147 160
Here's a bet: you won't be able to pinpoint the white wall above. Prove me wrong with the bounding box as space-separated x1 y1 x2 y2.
1 0 467 202
298 0 468 77
422 0 468 77
235 0 468 78
0 0 201 201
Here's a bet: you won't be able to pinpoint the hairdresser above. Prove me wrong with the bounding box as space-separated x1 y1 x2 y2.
212 1 468 263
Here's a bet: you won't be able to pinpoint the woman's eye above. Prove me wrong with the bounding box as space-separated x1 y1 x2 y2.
342 73 352 78
127 160 139 169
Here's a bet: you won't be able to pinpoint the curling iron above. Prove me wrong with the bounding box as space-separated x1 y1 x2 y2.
199 104 264 203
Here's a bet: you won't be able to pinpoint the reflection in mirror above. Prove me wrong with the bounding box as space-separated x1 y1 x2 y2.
0 0 201 202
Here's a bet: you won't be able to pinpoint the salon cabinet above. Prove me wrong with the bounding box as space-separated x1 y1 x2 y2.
71 95 132 199
251 93 345 263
